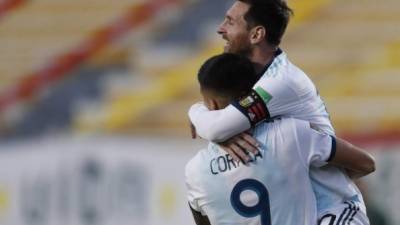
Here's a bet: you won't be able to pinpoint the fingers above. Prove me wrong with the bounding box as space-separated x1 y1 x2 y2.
238 133 260 154
218 132 260 164
220 142 250 163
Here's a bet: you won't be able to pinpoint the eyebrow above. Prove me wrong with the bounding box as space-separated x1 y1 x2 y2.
226 15 233 21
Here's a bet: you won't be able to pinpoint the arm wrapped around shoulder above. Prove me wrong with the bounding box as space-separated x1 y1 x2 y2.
329 137 376 179
188 103 251 142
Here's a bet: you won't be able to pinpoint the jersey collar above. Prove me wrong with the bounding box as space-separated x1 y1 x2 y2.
257 48 283 78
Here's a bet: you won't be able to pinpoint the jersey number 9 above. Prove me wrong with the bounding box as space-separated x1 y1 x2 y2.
230 179 271 225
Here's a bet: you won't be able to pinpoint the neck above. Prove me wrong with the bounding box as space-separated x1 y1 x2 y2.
247 44 278 74
215 97 231 109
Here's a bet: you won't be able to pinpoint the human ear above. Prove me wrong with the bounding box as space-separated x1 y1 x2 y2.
250 26 266 45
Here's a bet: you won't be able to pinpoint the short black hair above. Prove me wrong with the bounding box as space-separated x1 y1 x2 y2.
238 0 293 46
198 53 259 99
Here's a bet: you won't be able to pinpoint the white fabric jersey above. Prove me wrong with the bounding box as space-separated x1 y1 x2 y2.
318 201 369 225
186 118 335 225
188 51 334 142
188 51 365 218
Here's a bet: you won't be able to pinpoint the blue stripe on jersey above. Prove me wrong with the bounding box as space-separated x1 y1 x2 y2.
347 203 360 224
257 48 283 78
335 203 352 225
327 136 336 162
317 214 336 225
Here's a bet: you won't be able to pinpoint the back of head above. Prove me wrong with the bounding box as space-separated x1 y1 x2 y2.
198 53 259 100
238 0 293 46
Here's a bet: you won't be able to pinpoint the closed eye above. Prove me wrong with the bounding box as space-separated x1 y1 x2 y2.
226 15 234 25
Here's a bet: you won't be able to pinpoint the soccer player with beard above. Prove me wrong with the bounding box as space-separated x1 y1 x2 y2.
186 53 375 225
188 0 373 224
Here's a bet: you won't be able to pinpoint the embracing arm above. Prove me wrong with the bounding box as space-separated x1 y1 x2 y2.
189 102 261 163
329 137 376 179
189 87 272 142
296 121 375 179
188 103 251 142
189 75 295 162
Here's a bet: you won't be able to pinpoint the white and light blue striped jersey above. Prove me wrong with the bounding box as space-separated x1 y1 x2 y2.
256 51 365 216
188 50 334 142
188 50 365 217
185 118 335 225
254 50 334 135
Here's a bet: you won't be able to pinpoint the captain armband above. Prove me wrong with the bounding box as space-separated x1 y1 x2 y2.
231 88 272 126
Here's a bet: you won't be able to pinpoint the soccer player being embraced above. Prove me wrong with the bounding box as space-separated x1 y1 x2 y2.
186 53 375 225
188 0 373 224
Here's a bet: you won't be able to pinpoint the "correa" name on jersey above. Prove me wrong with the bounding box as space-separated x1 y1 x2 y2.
209 152 263 175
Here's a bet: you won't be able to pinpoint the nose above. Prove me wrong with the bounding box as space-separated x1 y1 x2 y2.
217 22 225 35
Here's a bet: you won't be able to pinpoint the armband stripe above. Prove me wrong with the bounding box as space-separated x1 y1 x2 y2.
250 108 260 123
252 104 262 119
256 103 266 118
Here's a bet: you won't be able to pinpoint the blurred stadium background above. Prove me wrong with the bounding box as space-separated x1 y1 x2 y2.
0 0 398 224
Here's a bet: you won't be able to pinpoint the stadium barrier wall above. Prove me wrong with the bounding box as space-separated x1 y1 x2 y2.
0 136 204 225
0 136 397 225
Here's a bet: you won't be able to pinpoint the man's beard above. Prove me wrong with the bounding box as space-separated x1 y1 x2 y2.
225 43 252 57
224 37 252 57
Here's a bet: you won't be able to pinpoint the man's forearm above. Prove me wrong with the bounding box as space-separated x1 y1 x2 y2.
343 168 371 180
330 138 376 178
189 103 250 142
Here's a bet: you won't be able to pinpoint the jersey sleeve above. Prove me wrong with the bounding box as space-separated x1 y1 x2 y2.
252 74 299 118
294 120 336 168
185 157 206 214
228 75 302 129
188 102 251 142
188 70 306 142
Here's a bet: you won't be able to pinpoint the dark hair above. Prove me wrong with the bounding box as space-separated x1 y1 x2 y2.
238 0 293 46
198 53 259 99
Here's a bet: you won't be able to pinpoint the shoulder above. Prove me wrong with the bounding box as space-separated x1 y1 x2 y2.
281 117 312 133
265 52 315 87
185 150 204 176
264 117 311 137
252 117 305 141
271 117 308 128
185 148 212 182
185 151 204 191
255 54 316 97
